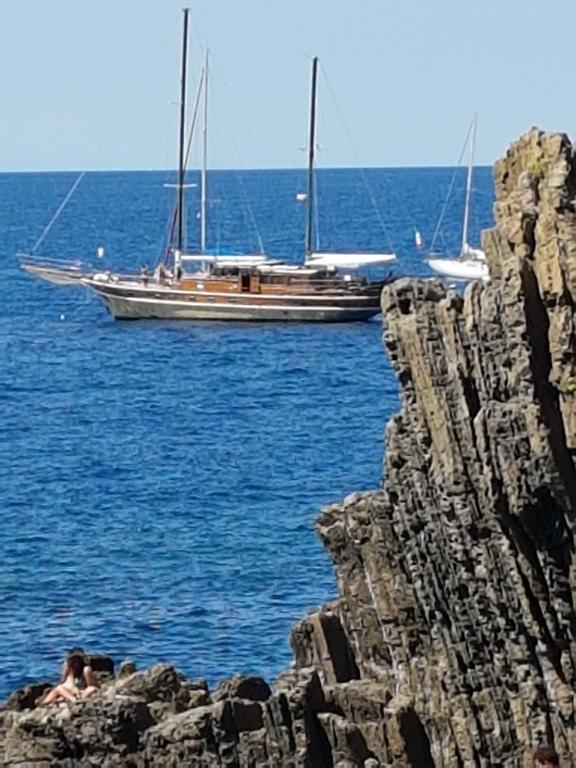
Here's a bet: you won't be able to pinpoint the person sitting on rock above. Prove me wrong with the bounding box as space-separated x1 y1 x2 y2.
39 651 100 706
63 646 96 682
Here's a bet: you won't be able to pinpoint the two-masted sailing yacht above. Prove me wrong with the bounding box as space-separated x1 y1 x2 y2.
21 13 394 321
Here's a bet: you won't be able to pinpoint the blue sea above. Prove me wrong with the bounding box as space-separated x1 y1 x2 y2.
0 167 494 697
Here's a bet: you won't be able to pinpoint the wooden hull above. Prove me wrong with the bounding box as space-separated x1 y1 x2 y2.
84 279 384 322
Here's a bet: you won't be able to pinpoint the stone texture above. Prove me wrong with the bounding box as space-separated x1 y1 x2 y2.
2 127 576 765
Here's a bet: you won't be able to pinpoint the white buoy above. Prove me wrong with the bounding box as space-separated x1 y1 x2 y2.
59 314 65 321
97 246 105 258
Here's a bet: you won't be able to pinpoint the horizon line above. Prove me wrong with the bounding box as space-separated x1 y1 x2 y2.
0 164 494 175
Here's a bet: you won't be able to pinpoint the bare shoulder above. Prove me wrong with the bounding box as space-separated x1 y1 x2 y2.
83 665 100 688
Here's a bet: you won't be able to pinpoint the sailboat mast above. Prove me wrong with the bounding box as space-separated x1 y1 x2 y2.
305 57 319 260
177 8 190 253
461 113 477 257
201 50 209 255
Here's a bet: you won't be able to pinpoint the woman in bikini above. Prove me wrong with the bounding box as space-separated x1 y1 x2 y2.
40 652 100 705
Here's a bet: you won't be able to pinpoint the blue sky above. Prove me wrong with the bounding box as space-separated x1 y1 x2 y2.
1 0 575 171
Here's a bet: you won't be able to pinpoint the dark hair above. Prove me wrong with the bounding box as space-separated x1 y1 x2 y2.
67 654 86 678
534 745 560 766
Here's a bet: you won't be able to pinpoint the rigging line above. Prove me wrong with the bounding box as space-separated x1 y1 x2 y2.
230 170 266 255
210 98 265 255
87 17 179 167
162 67 206 263
207 59 266 254
156 106 179 265
31 17 180 258
428 121 473 256
31 172 86 255
235 170 265 255
318 62 396 254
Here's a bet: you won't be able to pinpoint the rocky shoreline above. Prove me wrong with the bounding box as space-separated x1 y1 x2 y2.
3 128 576 766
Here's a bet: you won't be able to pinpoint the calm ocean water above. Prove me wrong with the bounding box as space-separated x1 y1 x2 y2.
0 167 493 696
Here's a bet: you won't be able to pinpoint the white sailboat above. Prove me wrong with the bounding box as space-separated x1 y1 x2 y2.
427 115 489 282
302 57 396 270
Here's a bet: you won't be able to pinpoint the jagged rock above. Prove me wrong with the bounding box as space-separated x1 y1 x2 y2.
2 127 576 766
1 681 52 711
2 695 154 766
291 601 360 685
118 659 137 678
313 127 576 765
183 678 212 709
213 675 272 703
109 663 192 720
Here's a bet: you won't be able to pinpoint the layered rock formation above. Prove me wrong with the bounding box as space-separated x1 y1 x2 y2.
2 127 576 766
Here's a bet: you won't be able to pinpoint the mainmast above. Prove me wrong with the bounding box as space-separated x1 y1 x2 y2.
305 57 319 260
201 49 209 254
461 113 477 257
176 8 190 253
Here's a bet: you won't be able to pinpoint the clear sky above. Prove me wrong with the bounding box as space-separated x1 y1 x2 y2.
1 0 575 171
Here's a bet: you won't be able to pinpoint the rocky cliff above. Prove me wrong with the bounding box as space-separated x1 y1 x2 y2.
2 128 576 766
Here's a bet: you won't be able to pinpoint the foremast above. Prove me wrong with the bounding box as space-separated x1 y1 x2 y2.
176 8 190 255
305 57 319 261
